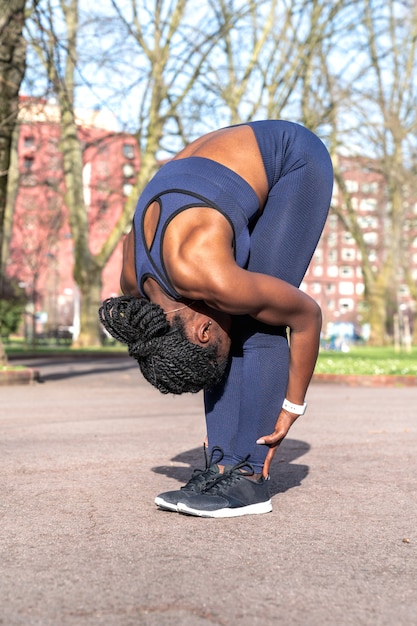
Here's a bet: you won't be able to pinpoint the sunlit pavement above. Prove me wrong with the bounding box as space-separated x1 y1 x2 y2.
1 355 416 626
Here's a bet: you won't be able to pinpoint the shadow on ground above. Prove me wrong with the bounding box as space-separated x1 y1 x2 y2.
152 438 310 497
9 355 137 382
38 361 137 382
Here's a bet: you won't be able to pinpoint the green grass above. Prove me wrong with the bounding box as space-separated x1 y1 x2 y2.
4 340 125 356
316 346 417 376
4 341 417 377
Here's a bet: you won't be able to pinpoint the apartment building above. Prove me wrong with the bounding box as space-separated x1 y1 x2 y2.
5 98 140 338
302 155 417 341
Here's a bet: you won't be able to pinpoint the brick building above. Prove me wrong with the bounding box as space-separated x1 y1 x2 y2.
301 155 417 341
5 98 140 339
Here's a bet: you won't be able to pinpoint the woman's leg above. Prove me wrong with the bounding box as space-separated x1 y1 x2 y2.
204 125 333 472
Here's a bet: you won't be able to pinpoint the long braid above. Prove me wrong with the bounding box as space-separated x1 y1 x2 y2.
98 296 228 394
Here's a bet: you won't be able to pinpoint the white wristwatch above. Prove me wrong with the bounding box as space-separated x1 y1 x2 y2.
282 398 307 415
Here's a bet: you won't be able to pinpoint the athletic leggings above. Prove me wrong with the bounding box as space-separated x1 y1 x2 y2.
204 121 334 472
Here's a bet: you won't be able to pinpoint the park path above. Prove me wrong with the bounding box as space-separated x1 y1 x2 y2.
1 355 416 625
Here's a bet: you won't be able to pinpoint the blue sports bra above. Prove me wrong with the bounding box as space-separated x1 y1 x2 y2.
133 156 260 298
133 120 306 298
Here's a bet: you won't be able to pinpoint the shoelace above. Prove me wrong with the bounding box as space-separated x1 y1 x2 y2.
202 455 254 494
180 444 224 491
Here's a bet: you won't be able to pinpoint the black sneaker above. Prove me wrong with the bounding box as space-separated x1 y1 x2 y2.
176 457 272 518
154 446 224 512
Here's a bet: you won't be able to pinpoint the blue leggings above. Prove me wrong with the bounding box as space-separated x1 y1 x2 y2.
204 122 334 472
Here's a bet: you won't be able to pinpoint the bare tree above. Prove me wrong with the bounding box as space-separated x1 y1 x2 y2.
330 0 417 344
188 0 281 125
19 0 417 348
24 0 241 345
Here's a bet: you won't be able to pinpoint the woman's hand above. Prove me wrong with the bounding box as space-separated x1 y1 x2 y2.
256 409 301 478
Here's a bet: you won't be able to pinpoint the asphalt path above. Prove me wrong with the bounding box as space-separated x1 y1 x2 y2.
1 355 416 625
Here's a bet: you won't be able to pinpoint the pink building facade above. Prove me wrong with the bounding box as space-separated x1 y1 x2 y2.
6 99 140 338
302 155 417 341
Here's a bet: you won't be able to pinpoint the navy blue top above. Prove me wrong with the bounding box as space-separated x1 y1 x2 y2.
133 156 260 298
133 120 305 299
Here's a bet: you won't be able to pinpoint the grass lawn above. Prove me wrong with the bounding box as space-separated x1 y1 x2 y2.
4 341 417 377
316 346 417 376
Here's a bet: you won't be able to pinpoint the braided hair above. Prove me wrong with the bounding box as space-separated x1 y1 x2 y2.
98 296 229 394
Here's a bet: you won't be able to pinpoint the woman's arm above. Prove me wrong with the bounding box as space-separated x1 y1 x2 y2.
120 229 141 297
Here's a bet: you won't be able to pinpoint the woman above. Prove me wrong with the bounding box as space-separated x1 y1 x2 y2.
99 120 333 518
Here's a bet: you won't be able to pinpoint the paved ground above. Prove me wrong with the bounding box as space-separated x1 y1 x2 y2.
1 355 416 626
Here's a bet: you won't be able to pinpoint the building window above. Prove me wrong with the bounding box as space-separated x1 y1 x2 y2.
123 143 135 159
328 249 338 263
123 183 133 196
364 232 378 245
328 233 337 247
342 232 355 244
341 248 355 261
326 283 336 294
345 180 358 193
23 156 34 170
359 198 377 212
339 282 354 295
339 298 354 311
98 201 108 216
340 266 354 278
313 266 323 276
327 266 338 277
328 215 338 229
356 283 365 295
24 135 35 148
358 215 378 229
123 163 135 178
314 247 323 262
361 182 379 194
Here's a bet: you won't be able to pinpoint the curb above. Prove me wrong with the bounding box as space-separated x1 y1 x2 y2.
1 366 415 388
313 373 417 387
0 368 40 386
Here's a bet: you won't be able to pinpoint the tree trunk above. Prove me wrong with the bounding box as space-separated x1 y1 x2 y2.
72 257 102 347
366 283 389 346
0 0 26 275
0 0 27 365
1 125 19 272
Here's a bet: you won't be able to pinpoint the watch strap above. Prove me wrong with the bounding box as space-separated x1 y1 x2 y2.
282 398 307 415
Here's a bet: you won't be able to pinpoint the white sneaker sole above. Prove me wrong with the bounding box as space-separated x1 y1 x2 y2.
154 496 179 512
177 499 272 518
